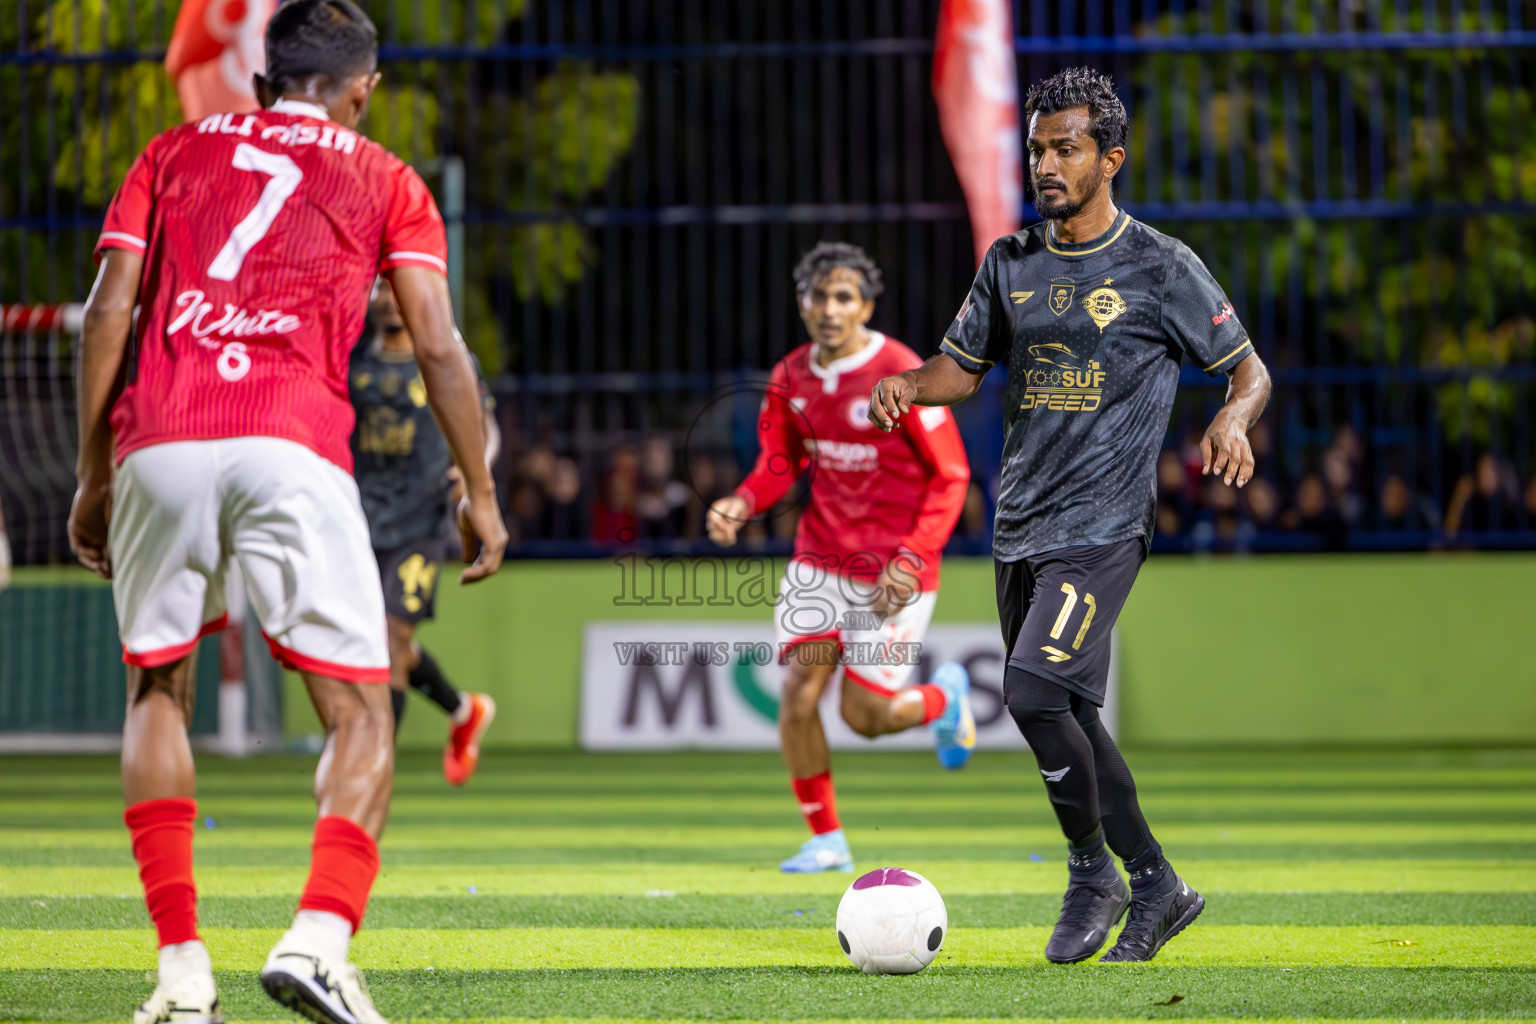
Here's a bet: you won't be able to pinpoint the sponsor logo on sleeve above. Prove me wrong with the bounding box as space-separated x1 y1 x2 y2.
1212 302 1236 326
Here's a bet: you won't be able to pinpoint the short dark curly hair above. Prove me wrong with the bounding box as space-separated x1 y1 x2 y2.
793 241 884 301
1023 67 1128 157
265 0 377 97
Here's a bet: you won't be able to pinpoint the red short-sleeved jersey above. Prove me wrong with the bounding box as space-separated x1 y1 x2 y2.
95 99 448 473
735 334 971 591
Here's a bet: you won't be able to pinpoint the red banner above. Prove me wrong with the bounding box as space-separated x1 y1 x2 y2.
932 0 1023 268
165 0 277 123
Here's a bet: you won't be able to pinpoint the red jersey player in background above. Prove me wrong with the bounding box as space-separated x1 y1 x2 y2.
66 3 507 1022
707 243 975 874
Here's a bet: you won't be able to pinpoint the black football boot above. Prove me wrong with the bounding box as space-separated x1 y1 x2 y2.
1044 839 1131 964
1100 861 1205 962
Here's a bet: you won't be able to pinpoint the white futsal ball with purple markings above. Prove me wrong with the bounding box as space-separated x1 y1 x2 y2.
835 867 948 974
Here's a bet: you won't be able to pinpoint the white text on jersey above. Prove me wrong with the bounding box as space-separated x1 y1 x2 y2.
804 438 880 473
196 112 358 154
167 289 300 345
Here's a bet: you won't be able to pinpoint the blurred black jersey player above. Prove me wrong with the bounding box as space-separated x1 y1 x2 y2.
350 278 501 784
869 68 1272 965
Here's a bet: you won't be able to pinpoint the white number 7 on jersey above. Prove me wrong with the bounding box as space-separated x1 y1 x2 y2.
207 143 304 282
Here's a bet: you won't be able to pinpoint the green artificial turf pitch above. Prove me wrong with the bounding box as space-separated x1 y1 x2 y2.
0 748 1532 1023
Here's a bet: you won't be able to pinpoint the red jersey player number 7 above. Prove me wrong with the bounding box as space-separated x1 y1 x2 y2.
65 3 507 1022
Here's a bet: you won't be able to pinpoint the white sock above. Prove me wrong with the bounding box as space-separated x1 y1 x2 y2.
451 693 473 725
158 939 211 987
291 908 353 959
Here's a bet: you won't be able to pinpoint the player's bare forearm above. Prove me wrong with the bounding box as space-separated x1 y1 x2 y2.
1201 351 1271 488
389 265 508 581
76 251 142 482
70 251 141 578
869 353 984 431
389 267 492 496
1221 350 1271 428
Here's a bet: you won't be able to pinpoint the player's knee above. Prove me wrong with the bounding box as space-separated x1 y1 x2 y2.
839 702 882 738
127 664 196 717
386 617 415 659
779 665 827 721
331 691 393 743
1003 665 1072 729
780 684 820 723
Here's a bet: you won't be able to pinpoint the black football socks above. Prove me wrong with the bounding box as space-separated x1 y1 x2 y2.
389 687 407 736
1005 667 1102 841
1075 701 1158 863
408 648 462 716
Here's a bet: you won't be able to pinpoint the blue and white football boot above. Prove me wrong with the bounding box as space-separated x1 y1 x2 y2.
780 828 855 873
929 661 976 769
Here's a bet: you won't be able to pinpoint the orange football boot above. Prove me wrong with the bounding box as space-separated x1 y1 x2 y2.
444 693 496 786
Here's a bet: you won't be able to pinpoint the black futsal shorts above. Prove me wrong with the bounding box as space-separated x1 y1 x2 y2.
994 538 1145 706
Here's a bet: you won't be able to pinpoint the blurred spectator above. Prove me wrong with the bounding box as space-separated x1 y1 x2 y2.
1243 477 1279 530
484 393 1536 552
1233 476 1279 553
682 453 720 540
544 456 587 539
636 435 690 541
1248 420 1275 465
504 442 589 543
593 444 640 543
1331 424 1363 467
1155 449 1196 536
1378 473 1438 532
1321 445 1363 529
1445 453 1519 536
1203 478 1240 543
1283 472 1348 549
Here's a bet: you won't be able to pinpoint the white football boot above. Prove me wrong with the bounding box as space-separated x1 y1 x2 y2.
134 942 222 1024
260 924 387 1024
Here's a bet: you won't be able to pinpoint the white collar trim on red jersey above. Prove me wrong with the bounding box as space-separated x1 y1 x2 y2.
807 332 885 394
271 99 331 121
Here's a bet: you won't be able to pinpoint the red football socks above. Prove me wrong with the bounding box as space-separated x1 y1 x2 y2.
124 797 199 947
792 772 842 835
915 683 949 725
298 816 380 933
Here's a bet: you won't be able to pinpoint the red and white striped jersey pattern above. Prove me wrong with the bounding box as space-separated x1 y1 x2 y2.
95 99 448 473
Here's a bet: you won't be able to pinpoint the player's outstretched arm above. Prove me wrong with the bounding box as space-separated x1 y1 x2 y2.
1201 351 1272 488
869 353 986 432
68 250 144 579
389 265 509 583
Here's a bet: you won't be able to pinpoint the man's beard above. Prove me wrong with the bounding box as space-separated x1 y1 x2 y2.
1033 172 1103 220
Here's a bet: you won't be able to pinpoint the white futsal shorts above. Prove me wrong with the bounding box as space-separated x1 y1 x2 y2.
772 562 938 696
110 437 389 682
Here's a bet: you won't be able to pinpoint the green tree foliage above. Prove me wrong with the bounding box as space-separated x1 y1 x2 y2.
0 0 640 375
1131 3 1535 446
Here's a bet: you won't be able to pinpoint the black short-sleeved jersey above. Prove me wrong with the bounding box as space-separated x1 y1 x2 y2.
942 209 1253 559
349 341 487 551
